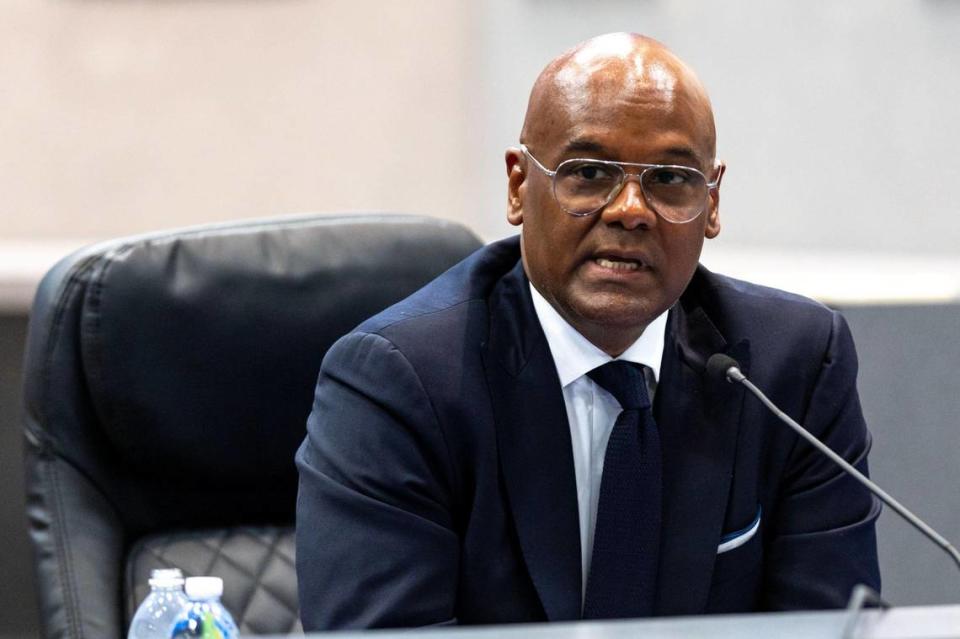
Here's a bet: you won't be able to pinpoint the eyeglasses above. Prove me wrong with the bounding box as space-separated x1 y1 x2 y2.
520 144 720 224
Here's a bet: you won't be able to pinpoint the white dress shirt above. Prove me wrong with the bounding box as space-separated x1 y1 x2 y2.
528 283 668 602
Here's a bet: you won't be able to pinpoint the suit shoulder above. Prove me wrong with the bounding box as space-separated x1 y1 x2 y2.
350 236 520 348
687 265 849 365
693 266 835 325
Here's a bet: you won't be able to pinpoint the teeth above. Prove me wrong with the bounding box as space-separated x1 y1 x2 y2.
595 257 640 271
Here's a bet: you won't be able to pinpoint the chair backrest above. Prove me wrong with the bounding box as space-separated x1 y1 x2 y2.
21 213 483 639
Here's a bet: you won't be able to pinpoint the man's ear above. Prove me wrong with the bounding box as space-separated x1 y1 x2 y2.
505 147 526 227
704 162 725 239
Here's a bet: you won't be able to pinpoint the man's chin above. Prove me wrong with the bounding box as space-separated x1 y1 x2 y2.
569 298 663 335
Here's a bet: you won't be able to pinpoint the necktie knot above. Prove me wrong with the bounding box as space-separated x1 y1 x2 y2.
587 360 651 411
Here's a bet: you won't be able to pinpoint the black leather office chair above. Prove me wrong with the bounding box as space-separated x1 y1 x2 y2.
21 213 483 639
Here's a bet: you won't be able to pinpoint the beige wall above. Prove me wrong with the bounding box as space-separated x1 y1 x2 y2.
0 0 478 241
6 0 960 307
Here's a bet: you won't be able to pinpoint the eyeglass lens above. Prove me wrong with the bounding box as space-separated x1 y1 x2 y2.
554 160 708 222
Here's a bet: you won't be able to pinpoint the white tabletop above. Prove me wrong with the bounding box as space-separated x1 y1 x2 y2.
275 605 960 639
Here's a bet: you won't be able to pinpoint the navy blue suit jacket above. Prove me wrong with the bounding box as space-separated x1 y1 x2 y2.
295 236 880 630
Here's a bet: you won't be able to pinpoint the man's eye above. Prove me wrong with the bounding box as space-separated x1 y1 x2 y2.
572 163 613 181
650 169 689 185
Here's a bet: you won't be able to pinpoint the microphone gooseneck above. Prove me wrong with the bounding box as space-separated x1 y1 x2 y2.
705 353 960 573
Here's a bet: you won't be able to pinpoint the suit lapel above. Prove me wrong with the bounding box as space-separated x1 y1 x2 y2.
480 260 751 619
481 261 582 622
654 280 751 615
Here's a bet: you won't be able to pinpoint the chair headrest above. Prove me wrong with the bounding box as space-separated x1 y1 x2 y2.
25 214 482 501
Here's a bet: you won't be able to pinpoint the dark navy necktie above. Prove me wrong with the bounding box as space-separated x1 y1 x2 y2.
583 360 662 619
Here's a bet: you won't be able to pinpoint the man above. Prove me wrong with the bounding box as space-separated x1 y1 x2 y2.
295 33 880 630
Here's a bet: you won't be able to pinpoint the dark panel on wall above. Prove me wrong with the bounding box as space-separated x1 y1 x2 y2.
843 304 960 606
0 313 38 639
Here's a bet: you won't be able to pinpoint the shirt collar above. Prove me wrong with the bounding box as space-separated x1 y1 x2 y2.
529 282 668 388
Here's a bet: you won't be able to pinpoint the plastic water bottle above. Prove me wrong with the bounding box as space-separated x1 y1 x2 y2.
170 576 239 639
128 568 189 639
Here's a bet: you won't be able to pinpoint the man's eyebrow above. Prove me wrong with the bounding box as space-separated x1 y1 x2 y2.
562 139 608 155
562 141 706 166
660 146 704 165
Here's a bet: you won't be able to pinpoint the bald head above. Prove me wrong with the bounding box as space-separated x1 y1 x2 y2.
505 34 724 355
520 33 717 164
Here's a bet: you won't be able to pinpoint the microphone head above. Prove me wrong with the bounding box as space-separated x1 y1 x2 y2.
706 353 741 384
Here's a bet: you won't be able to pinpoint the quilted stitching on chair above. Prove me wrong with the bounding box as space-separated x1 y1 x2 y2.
125 526 301 636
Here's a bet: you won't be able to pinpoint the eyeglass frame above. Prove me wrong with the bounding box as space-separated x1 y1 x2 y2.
519 144 722 224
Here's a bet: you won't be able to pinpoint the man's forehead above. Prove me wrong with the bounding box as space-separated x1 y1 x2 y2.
522 33 716 161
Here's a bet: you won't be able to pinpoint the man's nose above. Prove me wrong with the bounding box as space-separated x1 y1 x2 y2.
600 178 657 230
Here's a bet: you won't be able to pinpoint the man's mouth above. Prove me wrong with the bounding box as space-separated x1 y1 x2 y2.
593 256 644 271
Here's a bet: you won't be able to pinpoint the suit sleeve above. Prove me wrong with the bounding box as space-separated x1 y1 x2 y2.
295 331 459 630
762 311 882 609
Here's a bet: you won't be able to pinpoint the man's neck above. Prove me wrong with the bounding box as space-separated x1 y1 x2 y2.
527 282 668 387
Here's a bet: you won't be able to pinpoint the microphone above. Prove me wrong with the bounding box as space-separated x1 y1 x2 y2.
706 353 960 571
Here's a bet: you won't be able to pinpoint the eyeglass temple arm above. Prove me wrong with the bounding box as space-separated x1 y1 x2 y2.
519 144 557 177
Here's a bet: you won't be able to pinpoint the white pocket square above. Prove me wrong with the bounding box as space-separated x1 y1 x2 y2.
717 506 762 555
